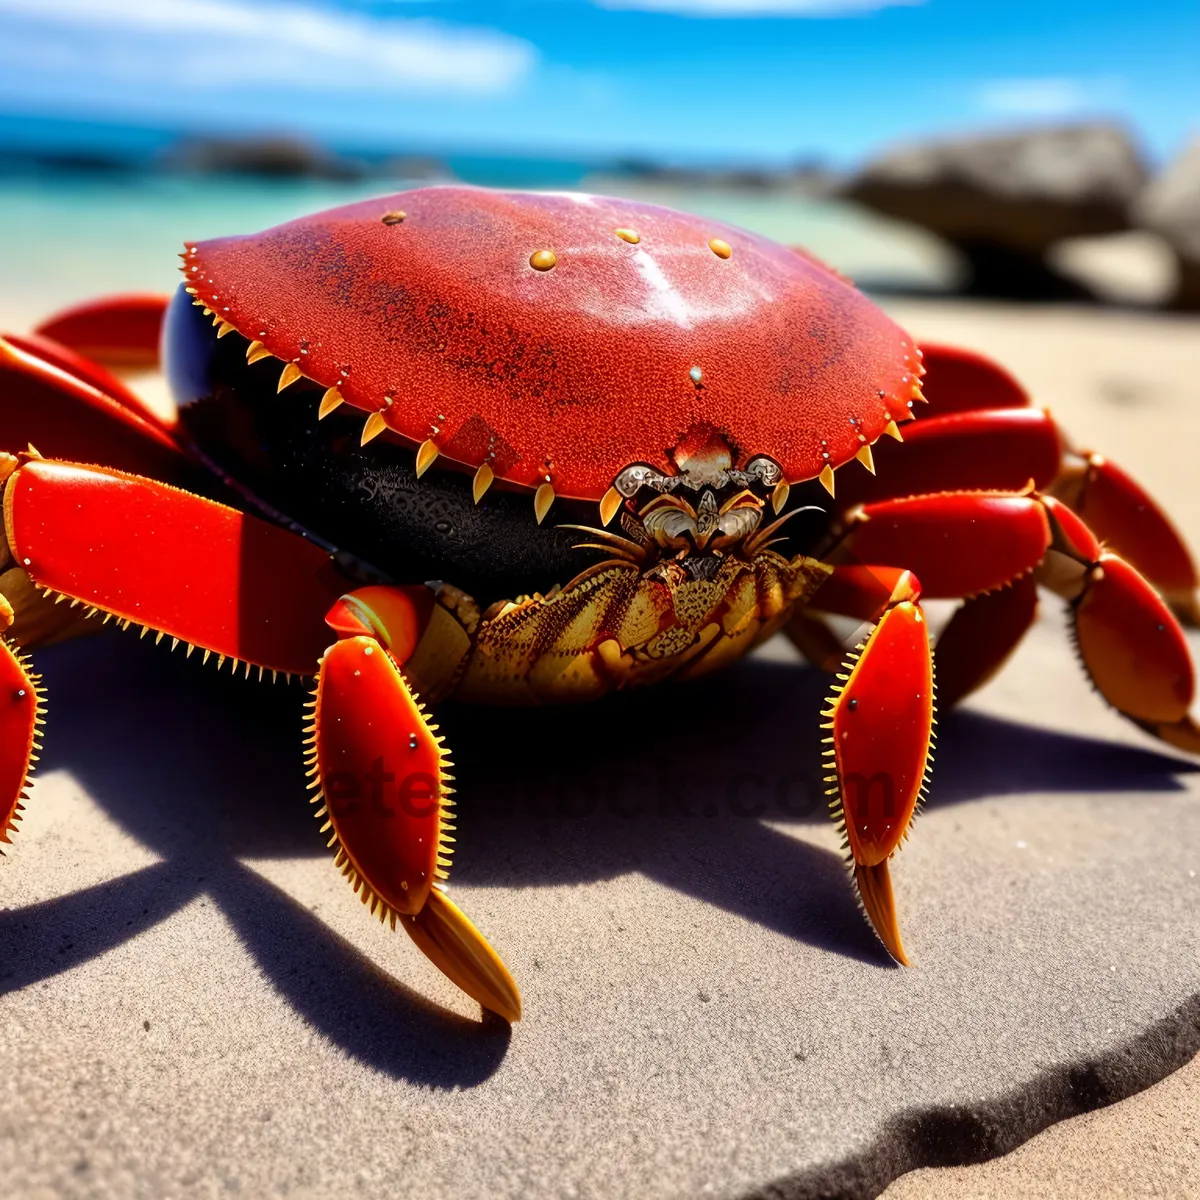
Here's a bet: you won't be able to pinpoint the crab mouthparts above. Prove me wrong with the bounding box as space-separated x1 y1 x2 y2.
639 488 764 556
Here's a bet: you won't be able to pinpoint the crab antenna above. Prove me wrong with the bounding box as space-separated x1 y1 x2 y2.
559 524 647 562
743 504 823 558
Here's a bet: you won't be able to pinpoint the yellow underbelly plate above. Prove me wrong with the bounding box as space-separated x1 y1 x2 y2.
407 552 830 707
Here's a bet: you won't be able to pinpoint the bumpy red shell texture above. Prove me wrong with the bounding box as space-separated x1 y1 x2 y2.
185 186 923 500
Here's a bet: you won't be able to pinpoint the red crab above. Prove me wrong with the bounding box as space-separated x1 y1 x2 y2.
2 186 1198 1023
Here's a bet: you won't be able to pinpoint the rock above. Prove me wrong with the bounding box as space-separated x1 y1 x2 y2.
161 135 366 181
1134 137 1200 310
609 158 837 195
380 155 454 184
1047 231 1178 307
843 124 1148 299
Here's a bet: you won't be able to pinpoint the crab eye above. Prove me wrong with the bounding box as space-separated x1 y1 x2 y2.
743 455 784 488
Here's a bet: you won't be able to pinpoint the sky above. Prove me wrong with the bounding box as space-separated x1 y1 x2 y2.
0 0 1197 166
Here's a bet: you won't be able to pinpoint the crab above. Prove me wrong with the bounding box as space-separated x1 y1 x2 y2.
2 186 1198 1023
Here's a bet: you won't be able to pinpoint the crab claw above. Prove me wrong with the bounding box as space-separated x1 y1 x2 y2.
823 584 934 965
313 598 520 1022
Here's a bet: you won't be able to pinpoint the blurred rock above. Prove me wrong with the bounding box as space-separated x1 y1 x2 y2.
1047 231 1178 308
843 124 1148 299
610 158 836 194
162 135 367 180
1134 137 1200 310
0 146 135 174
380 155 453 183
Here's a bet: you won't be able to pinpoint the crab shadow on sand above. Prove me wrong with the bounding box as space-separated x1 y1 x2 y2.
2 629 1196 1085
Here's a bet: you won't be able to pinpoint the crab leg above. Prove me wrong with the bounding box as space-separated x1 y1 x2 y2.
0 461 519 1016
3 331 169 429
831 492 1054 597
797 560 1040 708
816 567 933 964
0 337 190 482
785 564 918 671
2 457 346 671
852 342 1199 620
834 409 1198 621
1048 454 1199 624
811 490 1197 961
830 490 1200 748
313 586 521 1021
917 342 1032 414
0 593 45 852
926 575 1039 708
833 407 1064 507
33 293 169 370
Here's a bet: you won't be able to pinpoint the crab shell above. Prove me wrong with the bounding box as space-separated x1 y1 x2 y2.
183 186 924 501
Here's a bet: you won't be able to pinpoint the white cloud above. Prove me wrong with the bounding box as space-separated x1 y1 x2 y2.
593 0 922 16
978 76 1125 117
0 0 535 95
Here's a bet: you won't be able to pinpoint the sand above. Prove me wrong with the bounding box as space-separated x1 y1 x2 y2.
882 1051 1200 1199
1 291 1199 1200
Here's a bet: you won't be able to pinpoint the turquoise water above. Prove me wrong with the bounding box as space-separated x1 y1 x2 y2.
0 172 956 328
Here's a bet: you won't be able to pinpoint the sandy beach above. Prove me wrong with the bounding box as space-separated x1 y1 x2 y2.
2 190 1199 1197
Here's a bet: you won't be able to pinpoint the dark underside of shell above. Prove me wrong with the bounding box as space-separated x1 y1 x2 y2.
163 286 831 604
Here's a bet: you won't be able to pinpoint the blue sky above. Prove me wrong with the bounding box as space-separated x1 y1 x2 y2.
0 0 1197 165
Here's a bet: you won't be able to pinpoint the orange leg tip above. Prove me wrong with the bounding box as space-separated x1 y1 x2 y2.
1164 590 1200 629
1153 715 1200 756
854 860 910 966
403 889 522 1022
